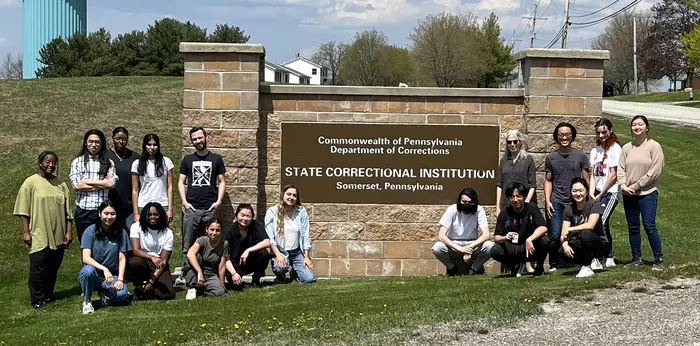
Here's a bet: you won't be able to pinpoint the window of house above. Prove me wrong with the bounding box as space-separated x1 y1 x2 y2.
274 71 283 83
312 68 317 75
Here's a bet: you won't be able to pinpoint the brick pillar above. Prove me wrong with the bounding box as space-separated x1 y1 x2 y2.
514 49 610 204
180 42 265 226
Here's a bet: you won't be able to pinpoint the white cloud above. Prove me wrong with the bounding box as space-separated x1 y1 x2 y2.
0 0 19 8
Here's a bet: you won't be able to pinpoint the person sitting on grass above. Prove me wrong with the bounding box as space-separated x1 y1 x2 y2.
127 202 175 300
431 188 494 276
560 178 608 278
78 200 130 314
223 203 270 289
185 218 229 300
490 183 549 277
265 184 317 283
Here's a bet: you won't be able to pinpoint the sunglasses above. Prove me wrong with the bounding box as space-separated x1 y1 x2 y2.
507 140 519 145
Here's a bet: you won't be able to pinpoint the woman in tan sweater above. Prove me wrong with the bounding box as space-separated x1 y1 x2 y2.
617 115 665 271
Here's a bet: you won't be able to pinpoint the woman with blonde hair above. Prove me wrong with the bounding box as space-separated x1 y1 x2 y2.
264 184 316 283
496 130 537 274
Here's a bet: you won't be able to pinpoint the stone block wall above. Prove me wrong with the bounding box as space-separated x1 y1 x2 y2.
180 43 609 278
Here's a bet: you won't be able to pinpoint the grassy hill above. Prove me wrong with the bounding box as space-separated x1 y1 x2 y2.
609 90 695 102
0 76 698 345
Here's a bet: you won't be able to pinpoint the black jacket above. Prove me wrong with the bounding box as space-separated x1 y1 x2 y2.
222 220 269 274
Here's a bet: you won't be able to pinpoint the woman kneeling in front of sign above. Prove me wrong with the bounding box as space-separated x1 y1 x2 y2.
432 188 494 276
490 183 549 277
264 184 317 283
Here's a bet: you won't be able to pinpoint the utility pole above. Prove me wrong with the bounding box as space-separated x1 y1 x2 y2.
523 3 548 48
633 16 638 94
562 0 570 48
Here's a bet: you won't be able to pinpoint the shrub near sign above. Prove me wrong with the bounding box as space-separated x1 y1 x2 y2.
280 122 500 205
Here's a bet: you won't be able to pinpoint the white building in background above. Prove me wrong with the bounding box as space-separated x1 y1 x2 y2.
264 61 311 84
281 54 330 85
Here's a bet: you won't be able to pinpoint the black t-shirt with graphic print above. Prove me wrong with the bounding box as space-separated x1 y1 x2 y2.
494 202 546 245
564 199 606 241
180 151 226 209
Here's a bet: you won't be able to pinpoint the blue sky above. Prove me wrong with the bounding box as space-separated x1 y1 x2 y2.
0 0 655 67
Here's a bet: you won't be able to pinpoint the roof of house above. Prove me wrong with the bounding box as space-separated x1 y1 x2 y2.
265 61 311 78
280 56 324 69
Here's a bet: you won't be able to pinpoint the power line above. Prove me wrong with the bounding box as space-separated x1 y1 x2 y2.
570 0 621 18
523 2 548 48
569 0 642 27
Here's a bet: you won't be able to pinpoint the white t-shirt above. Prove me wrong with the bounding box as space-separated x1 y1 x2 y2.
283 219 300 251
131 157 174 208
590 143 621 194
129 222 174 258
438 204 488 241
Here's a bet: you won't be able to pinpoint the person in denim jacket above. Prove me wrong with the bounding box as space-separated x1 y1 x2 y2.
264 184 317 283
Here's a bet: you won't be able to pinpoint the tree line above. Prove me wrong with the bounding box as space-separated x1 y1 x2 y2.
33 18 249 78
311 12 517 88
592 0 700 94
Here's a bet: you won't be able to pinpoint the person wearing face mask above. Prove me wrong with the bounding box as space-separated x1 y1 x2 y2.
490 183 549 277
78 200 131 314
559 178 607 278
431 188 494 276
127 202 175 301
222 204 270 289
14 151 74 310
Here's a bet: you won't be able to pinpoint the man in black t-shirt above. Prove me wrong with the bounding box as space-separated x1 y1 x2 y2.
177 127 227 275
490 183 549 277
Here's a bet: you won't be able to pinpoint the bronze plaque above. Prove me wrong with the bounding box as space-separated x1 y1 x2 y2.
280 122 499 205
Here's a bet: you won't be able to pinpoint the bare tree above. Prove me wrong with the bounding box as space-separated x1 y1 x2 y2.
409 12 483 87
0 53 22 80
311 41 346 85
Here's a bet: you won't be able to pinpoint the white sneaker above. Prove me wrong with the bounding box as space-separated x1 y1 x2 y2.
549 267 557 272
591 258 604 271
576 266 595 278
175 276 187 286
605 258 616 268
82 301 95 314
186 288 197 300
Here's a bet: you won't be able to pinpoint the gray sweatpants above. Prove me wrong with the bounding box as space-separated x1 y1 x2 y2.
184 269 226 297
181 208 216 268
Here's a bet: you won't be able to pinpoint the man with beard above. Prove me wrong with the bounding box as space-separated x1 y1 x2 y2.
431 188 494 276
177 127 227 283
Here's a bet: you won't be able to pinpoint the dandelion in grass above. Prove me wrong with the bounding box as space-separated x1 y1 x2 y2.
234 324 240 329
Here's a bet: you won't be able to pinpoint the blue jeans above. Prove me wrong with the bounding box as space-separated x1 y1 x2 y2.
271 248 317 283
547 200 569 269
78 265 129 303
622 191 663 260
599 192 619 258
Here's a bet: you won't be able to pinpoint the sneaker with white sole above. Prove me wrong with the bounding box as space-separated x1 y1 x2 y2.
576 265 595 278
591 258 604 271
605 258 616 268
175 276 187 286
82 301 95 314
185 288 197 300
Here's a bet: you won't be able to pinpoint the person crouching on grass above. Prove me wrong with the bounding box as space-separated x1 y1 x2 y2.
431 188 494 276
560 178 608 278
490 183 549 277
222 203 270 289
185 219 229 300
127 202 175 300
78 200 131 314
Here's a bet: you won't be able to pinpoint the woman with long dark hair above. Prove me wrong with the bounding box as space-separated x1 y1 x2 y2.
559 178 607 278
264 185 316 283
14 151 73 309
618 115 665 271
131 134 174 223
70 129 117 244
78 200 131 314
185 218 229 299
589 118 622 268
128 202 175 300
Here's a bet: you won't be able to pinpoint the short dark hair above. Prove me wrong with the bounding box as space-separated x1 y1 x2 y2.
38 150 58 162
553 122 577 143
189 126 206 137
569 177 590 203
139 202 168 232
235 203 255 219
457 188 479 205
505 182 528 199
112 127 129 137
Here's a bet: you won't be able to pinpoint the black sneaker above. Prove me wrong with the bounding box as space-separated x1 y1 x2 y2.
625 258 644 268
533 266 545 277
652 258 665 271
33 301 48 310
446 266 458 276
510 263 524 277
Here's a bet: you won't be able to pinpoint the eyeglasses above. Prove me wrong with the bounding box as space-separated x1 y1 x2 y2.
558 133 572 139
507 140 519 145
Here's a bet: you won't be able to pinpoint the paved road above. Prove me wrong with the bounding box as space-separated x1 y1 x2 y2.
603 99 700 127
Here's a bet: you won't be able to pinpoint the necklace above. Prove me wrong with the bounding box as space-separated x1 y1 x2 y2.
111 148 125 161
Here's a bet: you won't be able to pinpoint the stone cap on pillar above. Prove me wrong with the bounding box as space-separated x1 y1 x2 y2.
513 48 610 61
179 42 266 55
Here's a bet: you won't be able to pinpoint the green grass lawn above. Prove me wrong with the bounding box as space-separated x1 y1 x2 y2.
609 90 695 102
0 76 698 346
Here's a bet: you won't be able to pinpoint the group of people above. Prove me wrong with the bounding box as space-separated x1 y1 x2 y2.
14 126 316 314
431 116 665 279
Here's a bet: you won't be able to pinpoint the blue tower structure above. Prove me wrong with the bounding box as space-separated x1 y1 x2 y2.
22 0 87 79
